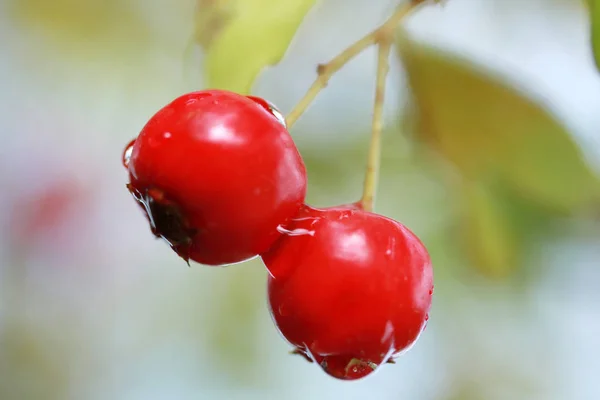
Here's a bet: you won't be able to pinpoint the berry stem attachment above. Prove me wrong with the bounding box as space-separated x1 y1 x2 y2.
285 0 431 129
360 37 392 212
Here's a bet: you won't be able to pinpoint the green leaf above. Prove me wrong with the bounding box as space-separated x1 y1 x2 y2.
204 259 267 382
591 0 600 71
7 0 153 55
1 322 70 400
194 0 315 94
460 180 518 279
397 36 600 213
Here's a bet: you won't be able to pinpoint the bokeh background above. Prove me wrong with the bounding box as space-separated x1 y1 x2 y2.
1 0 600 399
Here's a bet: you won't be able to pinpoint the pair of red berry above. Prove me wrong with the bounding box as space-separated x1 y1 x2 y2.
123 90 433 380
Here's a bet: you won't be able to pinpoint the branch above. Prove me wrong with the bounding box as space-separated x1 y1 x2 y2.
285 0 430 128
360 37 392 212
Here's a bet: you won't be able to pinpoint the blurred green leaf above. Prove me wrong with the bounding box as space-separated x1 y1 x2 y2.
591 0 600 71
0 323 69 400
204 259 267 383
460 180 518 278
193 0 233 48
397 36 600 213
195 0 315 93
7 0 153 54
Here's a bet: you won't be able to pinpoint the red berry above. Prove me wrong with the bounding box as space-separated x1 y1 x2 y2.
262 205 433 380
125 90 307 266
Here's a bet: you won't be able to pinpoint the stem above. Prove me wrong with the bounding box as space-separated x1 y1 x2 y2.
285 0 428 129
360 38 392 212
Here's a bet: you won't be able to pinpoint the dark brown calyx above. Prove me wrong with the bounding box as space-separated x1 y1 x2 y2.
127 184 197 264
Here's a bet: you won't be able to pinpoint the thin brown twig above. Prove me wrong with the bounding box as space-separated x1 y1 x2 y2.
360 37 392 212
285 0 429 129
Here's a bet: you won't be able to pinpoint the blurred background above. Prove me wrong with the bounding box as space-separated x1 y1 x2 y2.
1 0 600 399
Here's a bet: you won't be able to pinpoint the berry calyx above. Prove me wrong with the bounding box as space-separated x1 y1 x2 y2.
262 205 433 380
127 185 197 263
125 90 307 266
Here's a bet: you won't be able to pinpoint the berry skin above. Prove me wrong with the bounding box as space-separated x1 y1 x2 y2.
124 90 307 266
262 205 433 380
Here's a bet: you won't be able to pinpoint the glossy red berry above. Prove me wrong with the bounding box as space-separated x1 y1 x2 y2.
124 90 307 266
262 205 433 380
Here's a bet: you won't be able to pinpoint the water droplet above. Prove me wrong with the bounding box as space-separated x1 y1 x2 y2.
290 216 321 228
268 104 286 127
276 225 315 236
247 96 287 127
278 303 289 317
122 138 136 169
290 348 313 363
380 321 394 344
424 313 429 321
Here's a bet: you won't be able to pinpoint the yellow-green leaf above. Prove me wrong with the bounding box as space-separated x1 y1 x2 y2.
195 0 315 93
461 181 518 279
204 259 266 382
591 0 600 71
7 0 152 55
397 36 600 213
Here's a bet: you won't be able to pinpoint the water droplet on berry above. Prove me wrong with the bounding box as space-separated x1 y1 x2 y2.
380 321 394 344
290 348 313 363
122 139 136 169
318 356 378 380
278 303 289 317
290 216 321 227
247 96 287 127
267 104 286 127
424 313 429 321
276 225 315 236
